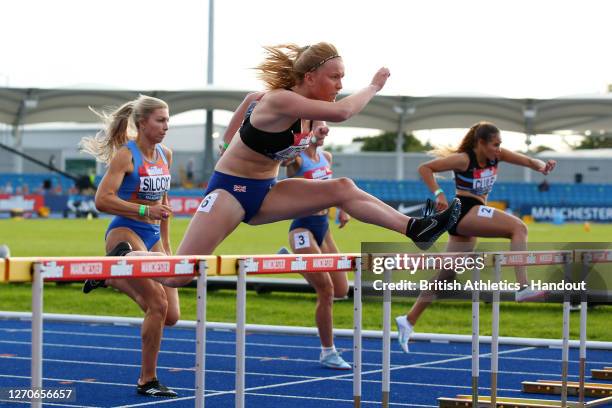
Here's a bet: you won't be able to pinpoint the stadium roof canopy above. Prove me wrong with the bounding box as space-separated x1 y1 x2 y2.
2 86 612 136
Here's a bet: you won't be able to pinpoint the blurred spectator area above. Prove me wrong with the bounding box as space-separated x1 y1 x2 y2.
1 173 611 209
0 173 77 194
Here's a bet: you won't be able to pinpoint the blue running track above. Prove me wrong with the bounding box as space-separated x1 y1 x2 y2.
0 319 611 407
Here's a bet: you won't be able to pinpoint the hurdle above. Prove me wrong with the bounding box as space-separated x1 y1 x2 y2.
438 251 612 408
232 253 360 408
436 250 607 408
375 251 486 408
8 255 214 408
591 368 612 380
519 250 612 406
521 380 612 398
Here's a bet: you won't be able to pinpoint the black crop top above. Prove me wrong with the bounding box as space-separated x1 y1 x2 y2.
454 149 499 196
239 102 312 161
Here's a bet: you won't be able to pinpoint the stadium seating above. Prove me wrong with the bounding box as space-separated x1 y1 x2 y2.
0 173 76 193
351 180 612 209
1 173 611 209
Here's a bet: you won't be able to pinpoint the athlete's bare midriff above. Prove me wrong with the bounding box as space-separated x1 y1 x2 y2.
216 137 281 179
456 190 488 205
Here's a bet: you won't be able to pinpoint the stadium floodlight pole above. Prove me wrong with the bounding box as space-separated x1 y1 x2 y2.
523 102 537 183
395 108 405 181
393 102 415 181
202 0 215 182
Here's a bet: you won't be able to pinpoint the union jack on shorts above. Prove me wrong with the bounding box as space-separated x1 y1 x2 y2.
233 184 247 192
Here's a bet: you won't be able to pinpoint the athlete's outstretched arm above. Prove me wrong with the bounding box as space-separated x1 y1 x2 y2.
267 68 390 123
499 148 556 175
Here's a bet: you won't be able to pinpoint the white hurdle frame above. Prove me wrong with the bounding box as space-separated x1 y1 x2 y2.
353 259 363 407
382 268 392 408
488 251 575 408
31 263 44 408
235 260 247 408
471 265 480 408
578 253 590 407
195 260 208 408
490 254 501 408
30 257 208 408
235 256 362 408
378 252 487 407
561 255 572 407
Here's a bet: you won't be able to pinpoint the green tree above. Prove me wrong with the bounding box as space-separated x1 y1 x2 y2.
353 132 430 152
575 136 612 149
533 145 556 153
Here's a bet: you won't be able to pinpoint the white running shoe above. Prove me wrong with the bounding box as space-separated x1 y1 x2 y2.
395 315 414 353
319 351 351 370
515 287 547 302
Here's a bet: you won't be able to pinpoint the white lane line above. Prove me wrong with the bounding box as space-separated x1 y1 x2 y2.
0 340 390 368
238 391 438 407
0 374 201 392
0 328 470 358
1 346 584 381
114 396 195 408
5 329 610 365
204 346 536 400
0 400 101 408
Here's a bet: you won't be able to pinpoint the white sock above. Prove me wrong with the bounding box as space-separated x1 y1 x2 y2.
321 345 337 356
397 315 413 330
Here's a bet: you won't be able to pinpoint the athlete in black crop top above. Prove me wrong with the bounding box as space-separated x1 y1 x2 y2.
144 43 462 295
394 122 557 354
239 103 312 161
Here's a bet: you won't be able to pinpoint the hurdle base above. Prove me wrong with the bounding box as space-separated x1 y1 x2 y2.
438 394 584 407
522 380 612 398
382 391 389 408
591 368 612 380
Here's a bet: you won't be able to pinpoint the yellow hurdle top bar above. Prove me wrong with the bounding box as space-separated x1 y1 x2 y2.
2 250 611 282
5 255 217 282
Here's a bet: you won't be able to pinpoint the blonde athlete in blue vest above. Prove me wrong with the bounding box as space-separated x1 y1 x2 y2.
79 96 178 397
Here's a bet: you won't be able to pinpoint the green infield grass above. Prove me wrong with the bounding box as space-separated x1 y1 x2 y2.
0 218 610 340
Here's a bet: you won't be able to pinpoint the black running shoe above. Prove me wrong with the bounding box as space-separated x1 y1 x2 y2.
82 279 107 294
406 198 461 250
137 378 178 398
106 241 133 257
83 242 133 294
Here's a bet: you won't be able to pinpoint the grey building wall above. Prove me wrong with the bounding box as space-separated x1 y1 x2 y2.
330 153 611 184
1 125 610 184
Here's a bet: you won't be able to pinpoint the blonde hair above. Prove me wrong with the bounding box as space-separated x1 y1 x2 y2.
256 42 340 90
431 121 500 157
79 95 168 164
